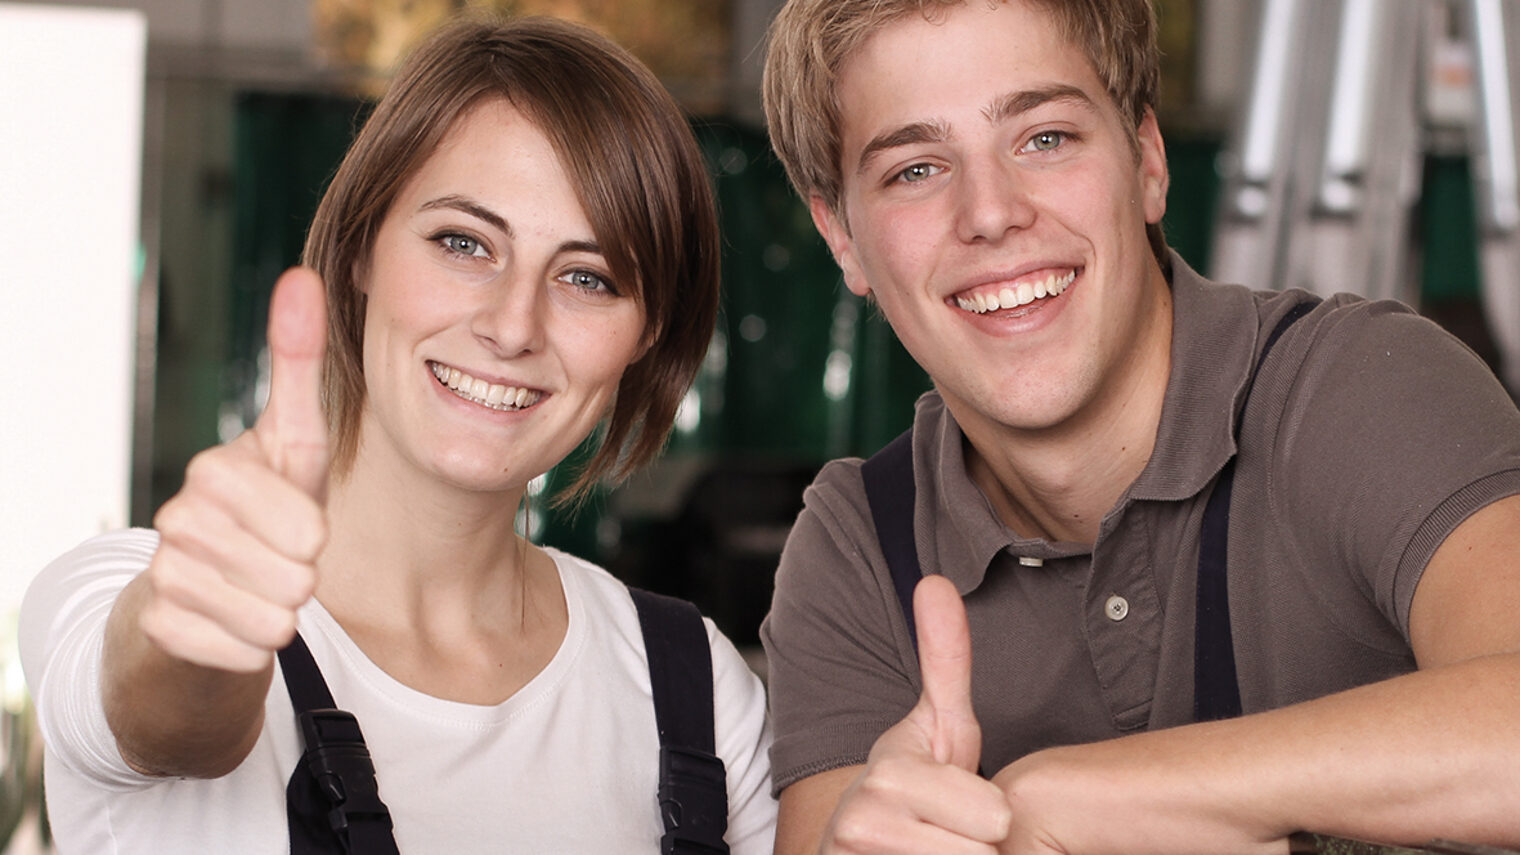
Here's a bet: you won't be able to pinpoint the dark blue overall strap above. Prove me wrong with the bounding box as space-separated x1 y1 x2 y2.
630 587 730 855
860 428 922 653
278 634 400 855
1194 298 1321 722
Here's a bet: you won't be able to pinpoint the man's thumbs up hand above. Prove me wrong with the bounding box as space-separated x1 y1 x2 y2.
914 574 985 771
820 575 1013 854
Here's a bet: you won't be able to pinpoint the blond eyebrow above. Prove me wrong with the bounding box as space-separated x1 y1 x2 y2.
855 119 951 176
853 85 1096 177
420 194 511 236
984 85 1096 124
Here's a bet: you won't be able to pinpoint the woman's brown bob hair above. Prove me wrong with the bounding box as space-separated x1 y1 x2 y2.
303 15 720 503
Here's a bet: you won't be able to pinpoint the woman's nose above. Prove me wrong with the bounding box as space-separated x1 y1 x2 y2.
472 274 546 358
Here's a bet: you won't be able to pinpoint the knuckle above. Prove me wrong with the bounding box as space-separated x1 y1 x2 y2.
285 563 318 605
145 555 199 605
866 755 914 790
182 448 229 490
139 599 188 654
152 496 194 538
290 513 328 564
832 811 887 850
248 606 298 649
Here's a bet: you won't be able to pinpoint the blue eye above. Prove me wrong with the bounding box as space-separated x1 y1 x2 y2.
896 163 942 184
439 233 489 258
560 269 617 295
1026 131 1065 152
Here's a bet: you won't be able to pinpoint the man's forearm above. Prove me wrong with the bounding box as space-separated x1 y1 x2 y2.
994 653 1520 854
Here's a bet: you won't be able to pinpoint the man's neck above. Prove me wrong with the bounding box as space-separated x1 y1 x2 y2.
956 285 1174 545
963 418 1159 544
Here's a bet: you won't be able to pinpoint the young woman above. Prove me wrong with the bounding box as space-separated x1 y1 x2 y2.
19 16 775 854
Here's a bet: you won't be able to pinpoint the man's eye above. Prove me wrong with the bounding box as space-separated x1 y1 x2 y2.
441 234 488 258
1028 131 1064 152
895 163 941 184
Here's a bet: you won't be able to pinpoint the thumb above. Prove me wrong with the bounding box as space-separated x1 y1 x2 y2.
257 267 331 500
913 574 982 771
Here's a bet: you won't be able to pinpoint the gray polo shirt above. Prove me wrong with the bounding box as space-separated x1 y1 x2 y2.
761 257 1520 793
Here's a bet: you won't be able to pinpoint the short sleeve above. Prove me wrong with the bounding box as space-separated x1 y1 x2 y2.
706 620 777 855
1268 302 1520 637
18 529 163 789
759 461 920 795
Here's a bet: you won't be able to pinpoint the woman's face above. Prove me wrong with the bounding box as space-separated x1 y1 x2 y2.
355 97 647 494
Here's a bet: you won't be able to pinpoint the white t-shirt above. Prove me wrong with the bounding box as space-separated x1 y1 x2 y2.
19 529 777 854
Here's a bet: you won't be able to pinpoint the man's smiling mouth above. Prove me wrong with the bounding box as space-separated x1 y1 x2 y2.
955 268 1076 314
429 361 543 411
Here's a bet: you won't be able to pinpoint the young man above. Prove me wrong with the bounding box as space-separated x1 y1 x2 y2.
759 1 1520 853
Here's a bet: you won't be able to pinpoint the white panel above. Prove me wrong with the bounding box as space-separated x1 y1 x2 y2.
0 4 146 612
10 0 199 47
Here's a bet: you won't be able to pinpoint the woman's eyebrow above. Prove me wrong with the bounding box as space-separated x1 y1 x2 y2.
558 240 601 255
420 194 511 236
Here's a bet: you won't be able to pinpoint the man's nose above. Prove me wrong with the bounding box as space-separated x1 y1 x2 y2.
952 157 1037 244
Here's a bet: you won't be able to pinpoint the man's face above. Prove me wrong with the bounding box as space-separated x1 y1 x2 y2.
812 0 1172 443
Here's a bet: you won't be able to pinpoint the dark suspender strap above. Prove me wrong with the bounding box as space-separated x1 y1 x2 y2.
1193 455 1241 722
278 634 400 855
861 428 922 653
630 587 730 855
279 631 337 711
1194 298 1320 722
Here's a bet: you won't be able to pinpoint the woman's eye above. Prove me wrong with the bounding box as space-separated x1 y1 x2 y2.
440 233 489 258
561 269 615 295
894 163 941 184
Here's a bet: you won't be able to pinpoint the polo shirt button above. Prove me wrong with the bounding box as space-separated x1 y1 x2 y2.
1017 555 1044 567
1105 595 1129 621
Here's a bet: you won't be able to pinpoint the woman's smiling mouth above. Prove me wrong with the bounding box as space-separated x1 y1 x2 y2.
429 361 543 411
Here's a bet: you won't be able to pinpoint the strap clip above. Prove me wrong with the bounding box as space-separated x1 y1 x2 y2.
656 746 730 854
297 710 396 840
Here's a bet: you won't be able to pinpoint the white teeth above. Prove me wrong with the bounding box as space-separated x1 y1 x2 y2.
428 361 542 411
956 269 1075 314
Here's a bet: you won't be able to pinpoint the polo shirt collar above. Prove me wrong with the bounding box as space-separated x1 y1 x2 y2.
1126 253 1259 503
915 252 1260 596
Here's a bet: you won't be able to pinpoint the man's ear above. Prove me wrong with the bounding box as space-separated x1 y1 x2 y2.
1136 108 1169 226
808 195 872 298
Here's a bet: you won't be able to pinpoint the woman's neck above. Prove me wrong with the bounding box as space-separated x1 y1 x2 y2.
308 446 568 704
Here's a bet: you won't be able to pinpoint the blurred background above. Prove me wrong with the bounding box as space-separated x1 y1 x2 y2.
1 0 1517 850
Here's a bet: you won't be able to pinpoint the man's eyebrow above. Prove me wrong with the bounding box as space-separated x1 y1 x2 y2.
855 120 951 176
852 86 1097 176
419 194 511 236
984 85 1096 124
